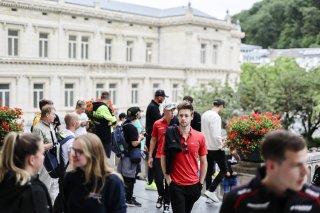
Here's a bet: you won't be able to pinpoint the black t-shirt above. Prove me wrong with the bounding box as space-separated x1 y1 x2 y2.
145 100 161 134
123 120 140 149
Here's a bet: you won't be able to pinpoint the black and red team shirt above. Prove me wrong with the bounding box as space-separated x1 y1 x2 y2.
220 167 320 213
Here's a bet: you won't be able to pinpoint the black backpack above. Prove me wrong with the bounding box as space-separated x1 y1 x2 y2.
44 132 74 178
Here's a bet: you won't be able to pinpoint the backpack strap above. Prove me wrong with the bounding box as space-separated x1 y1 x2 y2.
60 135 75 146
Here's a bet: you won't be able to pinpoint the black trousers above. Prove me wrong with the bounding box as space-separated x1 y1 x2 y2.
146 135 155 184
154 158 170 205
169 182 201 213
205 150 227 192
123 177 136 200
103 142 112 158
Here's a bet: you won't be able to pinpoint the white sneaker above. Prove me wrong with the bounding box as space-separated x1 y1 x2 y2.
205 198 214 204
204 190 220 202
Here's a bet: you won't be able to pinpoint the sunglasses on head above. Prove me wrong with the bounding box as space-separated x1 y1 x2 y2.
183 141 189 154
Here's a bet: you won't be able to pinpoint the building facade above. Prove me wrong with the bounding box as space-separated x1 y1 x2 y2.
0 0 244 123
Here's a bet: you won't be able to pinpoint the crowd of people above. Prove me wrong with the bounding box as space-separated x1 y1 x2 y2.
0 89 320 213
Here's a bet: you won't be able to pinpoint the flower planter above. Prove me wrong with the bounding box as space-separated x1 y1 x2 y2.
225 112 282 156
238 149 264 163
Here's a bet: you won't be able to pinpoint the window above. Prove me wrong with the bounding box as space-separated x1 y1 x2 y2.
39 33 48 58
172 84 179 102
68 35 77 59
8 30 19 56
105 39 112 61
81 36 89 59
200 43 206 64
33 83 44 108
212 44 218 64
96 83 104 99
64 83 74 107
146 43 152 63
131 83 138 104
0 84 10 107
109 83 117 105
152 83 160 95
126 41 133 62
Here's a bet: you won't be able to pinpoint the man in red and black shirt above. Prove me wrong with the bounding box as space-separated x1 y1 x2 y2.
220 130 320 213
161 101 208 213
148 103 177 213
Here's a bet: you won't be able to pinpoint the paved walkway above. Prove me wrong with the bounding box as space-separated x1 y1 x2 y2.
127 180 222 213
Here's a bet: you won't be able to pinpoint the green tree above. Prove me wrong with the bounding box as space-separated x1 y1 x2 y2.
238 57 320 140
233 0 320 48
182 78 238 126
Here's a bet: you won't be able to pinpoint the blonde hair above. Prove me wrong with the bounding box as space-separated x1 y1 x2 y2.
64 113 78 129
72 133 122 194
0 132 41 185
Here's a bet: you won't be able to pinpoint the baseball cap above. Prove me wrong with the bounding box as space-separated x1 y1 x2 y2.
155 89 168 98
118 113 126 120
163 103 176 110
213 99 225 107
126 107 142 121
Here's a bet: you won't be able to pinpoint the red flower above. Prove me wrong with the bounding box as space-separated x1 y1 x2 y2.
225 112 282 153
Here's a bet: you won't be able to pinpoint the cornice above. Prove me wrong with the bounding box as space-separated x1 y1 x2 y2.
0 57 238 74
0 0 238 31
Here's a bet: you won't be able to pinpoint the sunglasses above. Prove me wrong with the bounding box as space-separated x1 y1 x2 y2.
183 141 189 154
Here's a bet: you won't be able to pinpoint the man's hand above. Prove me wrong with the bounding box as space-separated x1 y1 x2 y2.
44 143 53 151
148 157 153 168
165 174 172 186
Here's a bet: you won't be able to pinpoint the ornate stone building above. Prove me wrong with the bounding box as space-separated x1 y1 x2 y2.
0 0 244 123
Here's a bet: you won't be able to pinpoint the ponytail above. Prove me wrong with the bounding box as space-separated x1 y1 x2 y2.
0 132 41 185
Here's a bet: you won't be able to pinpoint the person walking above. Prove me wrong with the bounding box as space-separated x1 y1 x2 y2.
148 103 177 213
63 133 126 213
0 132 52 213
220 130 320 213
92 91 117 158
202 99 227 203
117 107 144 207
161 101 208 213
32 105 59 204
145 89 167 190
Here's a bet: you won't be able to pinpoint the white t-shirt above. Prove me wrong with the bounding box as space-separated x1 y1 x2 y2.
61 129 75 166
73 112 88 136
201 110 223 150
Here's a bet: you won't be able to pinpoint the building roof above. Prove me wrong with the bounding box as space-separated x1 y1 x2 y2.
63 0 216 19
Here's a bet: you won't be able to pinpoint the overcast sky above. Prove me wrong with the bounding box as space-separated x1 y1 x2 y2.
115 0 262 19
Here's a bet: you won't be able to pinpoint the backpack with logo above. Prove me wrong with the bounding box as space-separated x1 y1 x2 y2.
44 131 74 178
111 124 129 158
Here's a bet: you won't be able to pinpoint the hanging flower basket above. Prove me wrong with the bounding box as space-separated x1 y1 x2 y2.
225 112 282 162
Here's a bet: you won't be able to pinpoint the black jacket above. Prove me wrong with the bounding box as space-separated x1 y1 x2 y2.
0 172 52 213
191 111 201 132
145 100 161 135
220 167 320 213
164 125 182 174
63 169 126 213
92 102 115 145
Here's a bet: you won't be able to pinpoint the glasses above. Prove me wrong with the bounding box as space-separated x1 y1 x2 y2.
69 147 84 156
183 141 189 154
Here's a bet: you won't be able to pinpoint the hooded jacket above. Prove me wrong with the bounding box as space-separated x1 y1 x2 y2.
92 101 117 145
0 172 52 213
